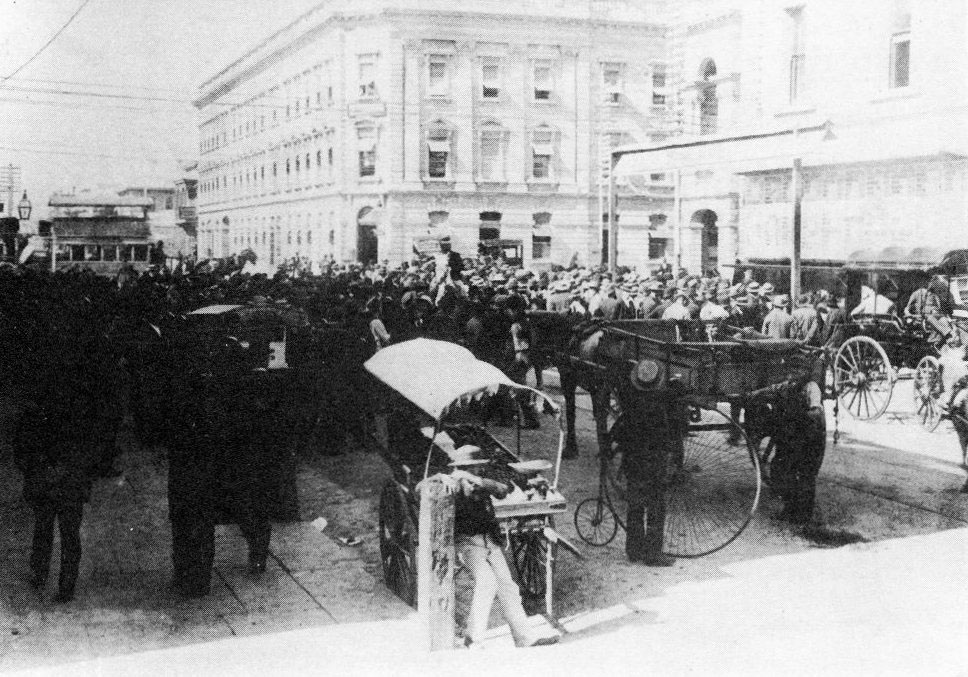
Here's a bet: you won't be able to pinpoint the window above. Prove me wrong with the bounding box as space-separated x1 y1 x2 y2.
479 212 501 243
428 56 449 97
429 211 449 229
530 126 555 181
602 63 624 104
787 6 806 103
890 3 911 89
481 58 501 99
533 60 553 101
890 31 911 88
427 122 451 180
532 212 552 260
649 237 669 260
648 214 668 229
479 123 506 182
358 55 378 99
358 125 377 177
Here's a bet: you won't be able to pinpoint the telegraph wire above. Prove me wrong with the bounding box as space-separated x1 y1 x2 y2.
0 0 95 87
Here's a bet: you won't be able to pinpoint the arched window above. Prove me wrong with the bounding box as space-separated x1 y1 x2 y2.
698 59 718 136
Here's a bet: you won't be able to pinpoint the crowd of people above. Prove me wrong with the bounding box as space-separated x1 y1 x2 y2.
4 244 963 606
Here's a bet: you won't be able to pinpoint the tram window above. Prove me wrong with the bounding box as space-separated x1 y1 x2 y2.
102 246 118 262
133 245 149 262
71 245 85 261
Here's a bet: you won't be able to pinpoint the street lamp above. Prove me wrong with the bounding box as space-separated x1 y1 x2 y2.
17 191 31 221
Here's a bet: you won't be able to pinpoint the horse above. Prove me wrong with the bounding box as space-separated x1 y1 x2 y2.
527 311 640 459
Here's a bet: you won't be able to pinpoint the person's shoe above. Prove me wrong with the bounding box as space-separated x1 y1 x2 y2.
528 635 560 647
642 554 675 567
54 589 74 603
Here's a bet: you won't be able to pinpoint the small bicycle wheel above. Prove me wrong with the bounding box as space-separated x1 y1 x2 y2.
511 521 555 600
573 496 619 546
662 407 762 558
834 336 894 420
913 355 943 432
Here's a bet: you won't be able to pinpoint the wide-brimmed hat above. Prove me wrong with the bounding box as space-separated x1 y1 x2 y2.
760 282 775 296
448 445 489 467
746 281 761 294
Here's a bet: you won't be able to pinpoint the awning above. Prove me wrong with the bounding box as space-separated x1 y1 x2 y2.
427 139 450 153
613 122 835 178
844 246 964 271
364 339 515 419
531 142 553 155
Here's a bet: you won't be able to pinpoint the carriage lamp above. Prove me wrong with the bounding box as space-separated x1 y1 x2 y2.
631 359 661 389
17 192 31 221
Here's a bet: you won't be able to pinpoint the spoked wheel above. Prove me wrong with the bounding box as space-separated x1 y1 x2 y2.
379 480 418 608
663 407 762 558
574 496 619 546
834 336 894 420
913 355 944 431
511 520 556 601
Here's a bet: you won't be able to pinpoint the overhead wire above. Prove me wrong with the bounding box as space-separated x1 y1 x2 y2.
0 0 95 87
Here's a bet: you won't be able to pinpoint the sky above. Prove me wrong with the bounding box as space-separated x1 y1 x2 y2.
0 0 324 219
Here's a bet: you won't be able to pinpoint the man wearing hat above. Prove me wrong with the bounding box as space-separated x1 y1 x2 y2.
546 279 572 314
649 285 675 319
662 288 693 320
791 293 820 344
762 293 794 339
446 447 560 648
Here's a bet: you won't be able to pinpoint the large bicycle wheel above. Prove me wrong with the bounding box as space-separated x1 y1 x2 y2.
662 407 761 558
834 336 894 420
573 495 619 546
913 355 943 431
379 480 418 607
511 520 556 601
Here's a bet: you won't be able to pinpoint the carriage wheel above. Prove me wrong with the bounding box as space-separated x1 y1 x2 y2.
511 521 556 601
834 336 894 420
574 496 619 546
913 356 943 432
379 480 418 608
662 407 761 558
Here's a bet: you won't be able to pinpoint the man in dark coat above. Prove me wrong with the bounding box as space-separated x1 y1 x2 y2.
613 393 684 567
14 388 98 602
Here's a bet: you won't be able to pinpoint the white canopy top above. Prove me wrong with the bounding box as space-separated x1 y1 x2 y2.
364 338 516 419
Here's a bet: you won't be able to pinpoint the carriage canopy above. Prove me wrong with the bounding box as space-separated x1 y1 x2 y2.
364 338 517 419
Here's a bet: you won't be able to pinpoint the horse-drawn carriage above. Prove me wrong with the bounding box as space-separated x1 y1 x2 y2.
529 314 825 556
830 248 968 429
365 339 572 615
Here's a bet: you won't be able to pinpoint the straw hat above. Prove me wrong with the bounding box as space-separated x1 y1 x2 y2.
448 445 490 467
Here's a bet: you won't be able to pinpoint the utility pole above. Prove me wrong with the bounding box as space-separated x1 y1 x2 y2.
0 164 22 218
791 157 802 300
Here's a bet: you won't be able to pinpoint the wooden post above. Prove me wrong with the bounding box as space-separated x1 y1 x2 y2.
607 151 617 274
417 475 456 651
673 169 682 278
791 157 802 300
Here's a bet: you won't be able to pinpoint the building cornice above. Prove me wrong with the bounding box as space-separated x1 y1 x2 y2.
196 6 666 108
684 10 742 36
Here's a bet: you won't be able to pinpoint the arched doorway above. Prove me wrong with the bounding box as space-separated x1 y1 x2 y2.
691 209 718 275
698 58 718 136
357 206 379 264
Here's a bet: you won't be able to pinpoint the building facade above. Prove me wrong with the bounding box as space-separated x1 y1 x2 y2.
614 0 968 277
194 0 676 270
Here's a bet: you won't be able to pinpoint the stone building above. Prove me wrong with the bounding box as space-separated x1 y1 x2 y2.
194 0 676 269
614 0 968 279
